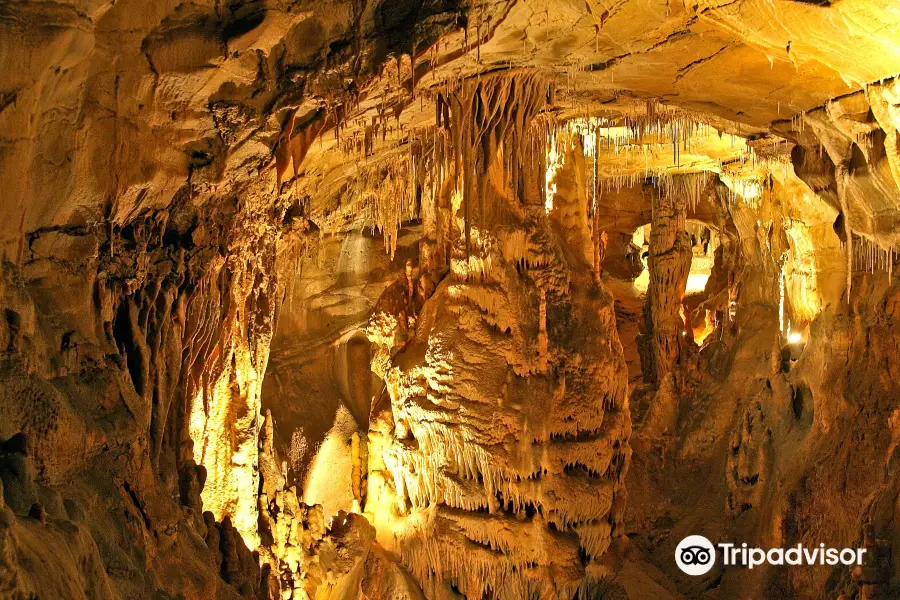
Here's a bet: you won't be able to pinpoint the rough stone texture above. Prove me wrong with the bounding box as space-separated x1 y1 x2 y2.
0 0 463 597
646 180 692 385
365 131 630 599
4 0 900 599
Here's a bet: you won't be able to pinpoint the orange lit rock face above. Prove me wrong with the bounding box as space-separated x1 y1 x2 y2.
371 221 630 598
359 130 630 598
4 1 900 599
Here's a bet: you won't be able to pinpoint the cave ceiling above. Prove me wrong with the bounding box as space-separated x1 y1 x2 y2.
5 0 900 241
294 0 900 234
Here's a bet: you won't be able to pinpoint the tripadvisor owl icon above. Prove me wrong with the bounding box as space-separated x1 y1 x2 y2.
676 535 716 576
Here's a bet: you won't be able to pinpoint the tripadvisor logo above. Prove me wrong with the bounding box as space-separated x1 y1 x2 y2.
675 535 867 576
676 535 717 576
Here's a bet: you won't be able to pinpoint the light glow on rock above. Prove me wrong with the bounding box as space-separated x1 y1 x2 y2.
686 272 711 295
189 341 264 549
694 310 717 345
545 129 563 213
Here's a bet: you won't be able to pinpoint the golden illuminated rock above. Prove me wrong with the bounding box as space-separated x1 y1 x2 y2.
2 0 900 599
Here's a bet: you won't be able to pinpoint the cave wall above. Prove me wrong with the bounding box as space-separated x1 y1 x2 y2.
260 226 421 518
0 0 465 597
617 87 900 600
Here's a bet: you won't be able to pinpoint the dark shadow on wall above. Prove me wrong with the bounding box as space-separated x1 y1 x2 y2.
260 226 420 503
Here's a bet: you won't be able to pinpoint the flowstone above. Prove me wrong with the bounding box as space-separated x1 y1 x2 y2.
366 129 631 600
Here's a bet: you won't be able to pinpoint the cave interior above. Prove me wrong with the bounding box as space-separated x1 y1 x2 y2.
2 0 900 599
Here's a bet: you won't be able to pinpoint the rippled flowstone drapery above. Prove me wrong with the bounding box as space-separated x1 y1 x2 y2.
364 75 631 600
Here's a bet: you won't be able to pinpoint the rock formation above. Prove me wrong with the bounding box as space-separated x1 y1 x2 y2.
2 0 900 599
362 92 631 597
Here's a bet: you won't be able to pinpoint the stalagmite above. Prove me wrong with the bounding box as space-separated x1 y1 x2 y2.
647 178 693 385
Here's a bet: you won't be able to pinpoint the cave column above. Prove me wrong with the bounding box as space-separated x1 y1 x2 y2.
647 187 692 385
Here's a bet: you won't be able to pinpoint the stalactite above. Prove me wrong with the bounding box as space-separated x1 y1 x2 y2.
438 72 549 255
274 109 326 190
837 165 853 302
658 172 712 213
852 234 892 275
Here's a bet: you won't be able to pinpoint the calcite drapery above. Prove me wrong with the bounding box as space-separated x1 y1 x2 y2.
368 217 631 599
364 83 631 598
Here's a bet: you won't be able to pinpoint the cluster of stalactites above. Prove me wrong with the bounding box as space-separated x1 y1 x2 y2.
434 71 552 254
567 102 716 155
318 72 554 263
719 172 769 210
335 94 408 160
558 103 778 208
656 171 714 213
318 136 436 260
851 233 896 278
363 143 427 260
